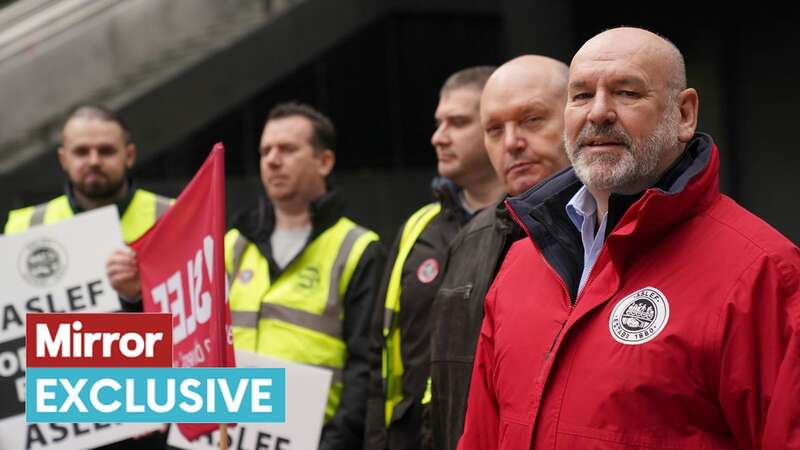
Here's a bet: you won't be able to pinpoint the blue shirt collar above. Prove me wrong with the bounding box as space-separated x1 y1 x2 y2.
565 185 597 231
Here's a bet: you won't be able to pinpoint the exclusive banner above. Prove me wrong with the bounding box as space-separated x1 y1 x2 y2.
26 367 285 423
24 314 287 429
20 316 319 450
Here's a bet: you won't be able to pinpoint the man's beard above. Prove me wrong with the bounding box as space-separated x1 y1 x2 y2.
73 172 126 201
565 106 681 194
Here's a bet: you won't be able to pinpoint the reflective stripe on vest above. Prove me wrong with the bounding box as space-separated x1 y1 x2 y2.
382 202 442 426
225 217 378 422
3 190 171 243
421 376 432 405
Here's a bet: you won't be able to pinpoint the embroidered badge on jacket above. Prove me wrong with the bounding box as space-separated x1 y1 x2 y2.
609 287 670 345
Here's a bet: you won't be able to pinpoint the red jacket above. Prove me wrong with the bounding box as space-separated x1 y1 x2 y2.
458 134 800 450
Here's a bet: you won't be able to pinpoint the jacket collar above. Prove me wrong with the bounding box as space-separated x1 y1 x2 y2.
505 133 720 298
432 176 474 225
505 166 584 299
508 133 718 238
505 165 583 241
231 188 346 252
601 133 719 270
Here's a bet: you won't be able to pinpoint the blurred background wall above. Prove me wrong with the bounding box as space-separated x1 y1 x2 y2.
1 0 797 243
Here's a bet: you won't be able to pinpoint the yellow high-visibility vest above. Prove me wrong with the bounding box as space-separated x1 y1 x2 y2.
225 217 378 422
381 202 441 426
4 189 172 243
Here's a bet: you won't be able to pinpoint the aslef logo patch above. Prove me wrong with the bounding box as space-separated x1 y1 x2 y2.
18 238 68 287
609 287 669 345
416 258 439 284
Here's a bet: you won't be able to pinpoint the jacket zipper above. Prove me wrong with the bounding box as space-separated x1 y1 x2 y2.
504 201 610 365
504 200 613 312
544 320 566 362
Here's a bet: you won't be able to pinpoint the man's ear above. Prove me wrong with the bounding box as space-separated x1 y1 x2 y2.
125 143 137 169
57 147 67 171
677 88 699 143
317 149 335 177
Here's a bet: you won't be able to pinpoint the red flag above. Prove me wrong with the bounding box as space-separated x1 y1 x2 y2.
132 143 235 440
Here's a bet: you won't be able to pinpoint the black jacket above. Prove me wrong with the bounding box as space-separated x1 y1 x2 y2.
364 178 475 450
232 190 386 450
429 198 524 450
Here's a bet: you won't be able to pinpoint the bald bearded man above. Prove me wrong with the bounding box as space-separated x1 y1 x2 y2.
429 55 571 450
458 27 800 450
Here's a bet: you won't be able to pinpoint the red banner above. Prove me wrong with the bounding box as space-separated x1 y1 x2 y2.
131 143 235 440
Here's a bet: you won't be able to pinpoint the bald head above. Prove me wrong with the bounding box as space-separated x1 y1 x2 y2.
573 27 686 94
480 55 570 196
482 55 569 114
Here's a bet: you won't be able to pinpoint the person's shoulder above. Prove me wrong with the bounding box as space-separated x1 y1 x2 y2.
702 195 799 295
465 206 498 232
134 188 174 204
224 227 248 246
503 237 537 266
487 237 538 291
3 196 65 234
5 203 36 222
408 201 441 219
704 195 797 260
341 216 380 240
448 204 505 253
8 196 63 214
338 217 384 262
412 200 465 238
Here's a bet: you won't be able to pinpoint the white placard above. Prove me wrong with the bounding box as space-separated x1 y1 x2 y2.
0 206 161 450
167 350 332 450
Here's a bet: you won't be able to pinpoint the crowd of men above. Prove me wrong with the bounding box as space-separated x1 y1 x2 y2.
3 26 798 450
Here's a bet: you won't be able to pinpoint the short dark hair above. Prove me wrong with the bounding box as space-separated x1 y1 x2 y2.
63 104 132 144
440 65 497 95
267 102 337 153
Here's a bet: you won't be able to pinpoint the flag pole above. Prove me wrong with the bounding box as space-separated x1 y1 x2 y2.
220 424 228 450
214 145 229 450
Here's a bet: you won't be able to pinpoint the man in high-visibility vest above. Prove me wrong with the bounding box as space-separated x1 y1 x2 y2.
364 67 505 450
107 102 386 449
226 102 385 450
3 104 172 450
2 104 172 313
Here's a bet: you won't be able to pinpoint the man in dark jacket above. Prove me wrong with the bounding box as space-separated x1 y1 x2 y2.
365 66 504 450
429 55 571 450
